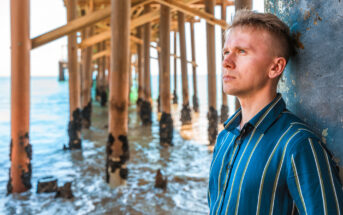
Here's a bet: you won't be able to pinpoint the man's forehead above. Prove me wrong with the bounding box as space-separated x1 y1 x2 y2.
225 26 272 47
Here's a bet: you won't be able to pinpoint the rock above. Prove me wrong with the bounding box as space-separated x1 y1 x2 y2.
155 169 167 190
55 182 74 199
37 176 58 193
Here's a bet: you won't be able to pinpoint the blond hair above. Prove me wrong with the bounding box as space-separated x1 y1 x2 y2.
227 10 297 62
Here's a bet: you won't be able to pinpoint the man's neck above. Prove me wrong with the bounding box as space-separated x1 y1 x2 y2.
238 90 277 128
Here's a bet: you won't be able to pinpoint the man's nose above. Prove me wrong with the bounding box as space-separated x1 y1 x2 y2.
222 53 235 70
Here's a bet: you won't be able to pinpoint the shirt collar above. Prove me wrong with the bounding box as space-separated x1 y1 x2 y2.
223 93 286 134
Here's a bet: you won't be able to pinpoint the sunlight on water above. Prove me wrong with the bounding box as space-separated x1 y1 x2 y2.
0 76 234 214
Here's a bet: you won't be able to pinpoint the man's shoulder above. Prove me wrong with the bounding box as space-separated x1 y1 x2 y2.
272 110 319 142
277 110 322 151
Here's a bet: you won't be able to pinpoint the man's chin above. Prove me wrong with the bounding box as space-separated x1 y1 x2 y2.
223 89 239 96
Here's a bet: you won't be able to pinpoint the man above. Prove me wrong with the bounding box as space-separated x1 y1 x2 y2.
208 10 343 215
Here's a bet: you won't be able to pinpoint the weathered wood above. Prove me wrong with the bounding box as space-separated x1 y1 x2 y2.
8 0 32 194
235 0 252 10
159 5 173 145
154 0 228 29
80 25 93 128
140 3 152 125
67 0 82 149
79 0 216 49
59 61 65 81
31 0 154 49
220 0 228 122
205 0 218 145
106 0 131 187
178 11 191 125
31 6 111 49
190 21 199 113
173 31 178 104
137 26 144 106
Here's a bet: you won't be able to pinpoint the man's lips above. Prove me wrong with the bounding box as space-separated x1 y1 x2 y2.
223 75 236 82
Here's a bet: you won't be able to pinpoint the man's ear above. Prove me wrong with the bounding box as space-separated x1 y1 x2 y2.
269 57 287 79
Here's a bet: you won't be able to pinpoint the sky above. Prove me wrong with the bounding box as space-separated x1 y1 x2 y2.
0 0 263 77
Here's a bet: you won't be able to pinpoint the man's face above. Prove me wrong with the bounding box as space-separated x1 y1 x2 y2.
222 26 276 97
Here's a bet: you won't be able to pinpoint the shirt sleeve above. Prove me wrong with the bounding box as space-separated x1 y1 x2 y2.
286 137 343 215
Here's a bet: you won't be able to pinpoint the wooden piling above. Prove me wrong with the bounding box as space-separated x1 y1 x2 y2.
190 21 199 113
59 61 65 81
67 0 82 149
8 0 32 194
172 31 178 104
235 0 252 10
136 26 144 108
205 0 218 145
106 0 131 187
80 25 93 129
96 42 107 107
220 0 228 123
140 4 152 125
159 5 173 145
178 11 191 125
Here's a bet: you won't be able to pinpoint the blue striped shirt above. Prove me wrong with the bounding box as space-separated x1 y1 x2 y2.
208 94 343 215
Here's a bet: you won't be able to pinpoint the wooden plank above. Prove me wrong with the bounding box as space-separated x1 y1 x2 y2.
31 0 153 49
154 0 229 29
31 6 111 49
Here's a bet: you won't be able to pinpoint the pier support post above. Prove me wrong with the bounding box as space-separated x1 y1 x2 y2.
159 5 173 146
172 31 178 105
106 0 131 187
67 0 82 149
81 25 93 129
136 27 144 109
205 0 218 145
178 11 191 125
8 0 32 194
59 61 65 81
220 0 228 123
190 21 199 113
140 4 152 125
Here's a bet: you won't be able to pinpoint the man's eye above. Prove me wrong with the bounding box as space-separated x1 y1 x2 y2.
223 51 230 56
239 49 246 54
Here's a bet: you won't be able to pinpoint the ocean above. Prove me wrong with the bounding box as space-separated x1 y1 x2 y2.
0 75 235 214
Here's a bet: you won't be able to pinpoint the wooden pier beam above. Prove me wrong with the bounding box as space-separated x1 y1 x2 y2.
172 31 178 104
140 4 152 125
8 0 32 194
220 0 228 122
178 11 192 125
190 21 199 113
106 0 131 187
80 24 93 129
159 5 173 145
67 0 82 149
136 26 144 109
205 0 218 145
